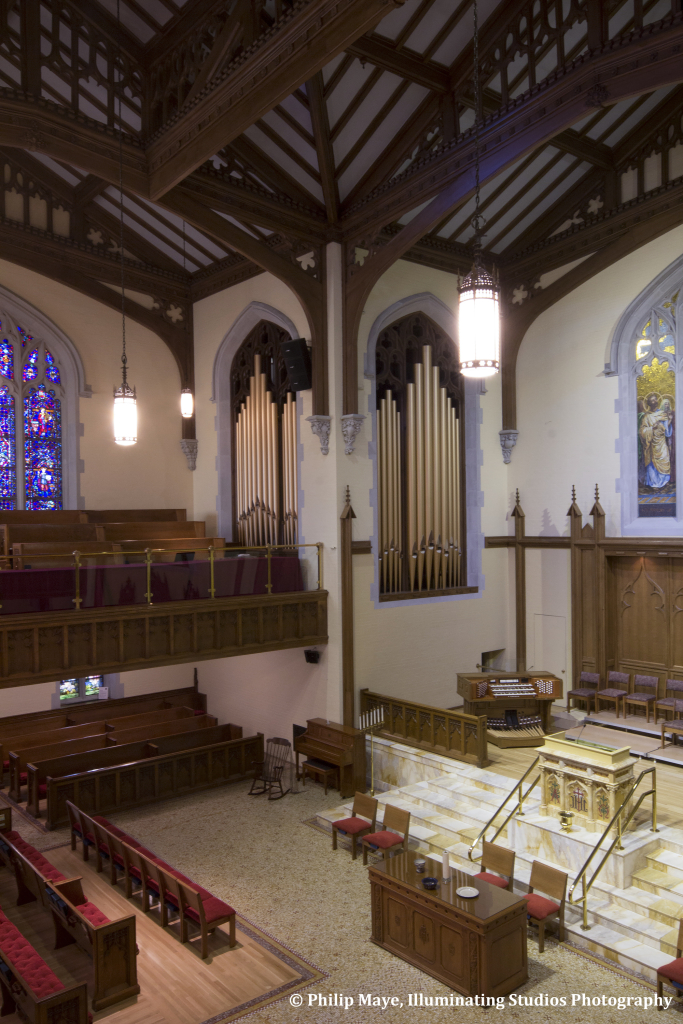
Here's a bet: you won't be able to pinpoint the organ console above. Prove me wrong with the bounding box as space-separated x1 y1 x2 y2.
457 671 563 747
293 718 367 797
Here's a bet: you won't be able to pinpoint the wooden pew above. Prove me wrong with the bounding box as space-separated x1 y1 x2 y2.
111 714 218 747
84 508 187 522
11 540 122 570
45 731 262 829
26 725 242 819
8 735 117 802
103 705 196 732
3 524 104 555
0 684 206 738
1 720 111 780
102 521 206 541
118 537 226 562
0 824 138 1011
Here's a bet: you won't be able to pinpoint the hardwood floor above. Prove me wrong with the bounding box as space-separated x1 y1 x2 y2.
0 846 305 1024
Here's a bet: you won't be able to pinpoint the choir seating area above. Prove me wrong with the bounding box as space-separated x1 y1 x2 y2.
0 686 262 830
0 509 305 612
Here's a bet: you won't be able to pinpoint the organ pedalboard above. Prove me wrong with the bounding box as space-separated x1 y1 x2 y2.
456 671 563 748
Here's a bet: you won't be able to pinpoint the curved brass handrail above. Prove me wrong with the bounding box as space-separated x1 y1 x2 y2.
468 755 541 862
568 766 658 931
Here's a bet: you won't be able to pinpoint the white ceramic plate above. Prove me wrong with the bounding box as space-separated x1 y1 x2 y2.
456 886 479 898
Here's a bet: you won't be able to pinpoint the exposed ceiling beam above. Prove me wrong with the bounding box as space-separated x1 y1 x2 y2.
340 19 683 240
346 35 450 92
227 137 327 214
74 174 109 206
146 0 409 199
613 83 683 165
307 72 340 225
183 17 243 108
145 0 226 65
70 0 145 63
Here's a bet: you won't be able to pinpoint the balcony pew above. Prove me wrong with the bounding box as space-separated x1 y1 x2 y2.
0 904 89 1024
111 714 218 747
8 735 118 802
0 827 138 1011
46 730 261 830
118 537 226 562
101 522 206 542
3 524 104 556
11 540 122 570
26 723 240 819
84 509 187 522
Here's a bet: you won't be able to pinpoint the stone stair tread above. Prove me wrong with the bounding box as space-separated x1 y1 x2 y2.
566 920 674 970
634 867 683 891
427 833 461 851
409 824 439 840
650 848 683 874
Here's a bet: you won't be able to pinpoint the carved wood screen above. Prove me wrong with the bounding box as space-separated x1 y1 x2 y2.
231 321 297 546
609 557 683 679
375 313 464 596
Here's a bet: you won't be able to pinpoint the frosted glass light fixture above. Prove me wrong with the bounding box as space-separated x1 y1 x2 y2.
457 0 500 379
180 388 194 418
458 256 500 377
113 377 137 445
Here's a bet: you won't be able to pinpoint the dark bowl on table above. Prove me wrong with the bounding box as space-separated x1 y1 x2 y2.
422 877 439 890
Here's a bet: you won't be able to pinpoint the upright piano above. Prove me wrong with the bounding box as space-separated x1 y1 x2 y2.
294 718 366 798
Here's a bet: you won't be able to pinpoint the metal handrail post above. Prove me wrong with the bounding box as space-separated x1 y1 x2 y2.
209 545 215 599
145 548 152 605
582 878 589 931
73 551 81 610
517 778 526 816
652 773 659 832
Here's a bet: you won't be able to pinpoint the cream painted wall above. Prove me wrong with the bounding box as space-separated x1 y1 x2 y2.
120 664 195 698
512 222 683 685
0 681 57 718
0 259 193 512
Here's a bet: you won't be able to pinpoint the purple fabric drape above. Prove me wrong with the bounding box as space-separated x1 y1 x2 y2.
0 556 304 615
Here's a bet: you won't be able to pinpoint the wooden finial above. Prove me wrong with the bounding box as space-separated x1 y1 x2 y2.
345 485 351 506
595 484 599 501
515 488 520 504
572 485 576 502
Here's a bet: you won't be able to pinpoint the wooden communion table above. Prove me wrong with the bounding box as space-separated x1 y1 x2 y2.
368 852 528 997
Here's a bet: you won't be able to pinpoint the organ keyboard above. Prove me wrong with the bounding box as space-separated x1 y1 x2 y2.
456 672 563 748
294 718 366 798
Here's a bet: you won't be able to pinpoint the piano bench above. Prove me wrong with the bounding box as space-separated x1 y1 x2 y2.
302 759 338 795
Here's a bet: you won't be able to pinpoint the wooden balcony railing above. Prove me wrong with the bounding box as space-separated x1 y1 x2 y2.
360 688 488 768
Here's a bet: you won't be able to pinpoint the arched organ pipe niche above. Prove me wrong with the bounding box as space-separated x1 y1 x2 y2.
378 345 462 595
235 354 297 546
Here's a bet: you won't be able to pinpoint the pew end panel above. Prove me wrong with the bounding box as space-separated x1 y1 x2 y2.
0 949 89 1024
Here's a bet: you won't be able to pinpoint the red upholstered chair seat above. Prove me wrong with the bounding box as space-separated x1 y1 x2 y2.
524 893 560 919
0 911 65 999
474 871 508 888
363 831 404 850
147 856 211 903
659 959 683 985
184 896 235 925
333 816 372 835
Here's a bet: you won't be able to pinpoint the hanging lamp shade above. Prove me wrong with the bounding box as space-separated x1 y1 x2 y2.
180 388 194 418
113 380 137 445
458 256 500 378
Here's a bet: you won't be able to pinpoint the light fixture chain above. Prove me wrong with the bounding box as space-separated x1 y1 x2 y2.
473 0 481 237
117 0 127 385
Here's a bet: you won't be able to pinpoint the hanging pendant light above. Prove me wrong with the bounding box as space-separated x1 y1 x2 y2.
458 0 500 379
113 0 137 445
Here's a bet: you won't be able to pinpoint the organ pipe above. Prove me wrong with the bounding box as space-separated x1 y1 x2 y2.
377 344 462 594
235 354 298 546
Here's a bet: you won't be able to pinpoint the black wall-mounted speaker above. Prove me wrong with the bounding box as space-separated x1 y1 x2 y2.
304 648 321 664
280 338 312 392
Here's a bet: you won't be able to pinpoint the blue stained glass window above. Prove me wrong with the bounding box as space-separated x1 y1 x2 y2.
0 386 16 511
0 341 13 380
23 348 38 382
45 350 61 384
24 385 62 511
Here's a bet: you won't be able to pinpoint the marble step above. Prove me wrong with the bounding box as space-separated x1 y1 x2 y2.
646 847 683 875
633 866 683 898
564 918 674 984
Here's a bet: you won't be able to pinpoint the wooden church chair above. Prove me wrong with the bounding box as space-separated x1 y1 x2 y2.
657 918 683 1009
655 680 683 723
159 868 236 959
596 671 630 718
523 861 567 952
473 841 515 891
362 804 411 865
331 792 378 860
566 672 599 713
624 674 659 722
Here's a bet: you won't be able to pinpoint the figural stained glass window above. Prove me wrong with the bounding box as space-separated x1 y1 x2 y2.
636 291 678 518
0 320 64 511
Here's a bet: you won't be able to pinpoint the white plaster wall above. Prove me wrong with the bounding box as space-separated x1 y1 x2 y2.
0 259 192 513
512 223 683 685
120 664 195 698
0 681 56 718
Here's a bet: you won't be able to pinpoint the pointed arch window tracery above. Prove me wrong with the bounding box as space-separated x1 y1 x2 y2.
0 313 64 511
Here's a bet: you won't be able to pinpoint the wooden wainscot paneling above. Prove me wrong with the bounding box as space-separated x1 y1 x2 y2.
0 592 328 689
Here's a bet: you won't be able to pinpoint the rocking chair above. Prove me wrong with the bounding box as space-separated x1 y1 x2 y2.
249 737 292 800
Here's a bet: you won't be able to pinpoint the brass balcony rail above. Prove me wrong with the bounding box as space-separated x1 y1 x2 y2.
359 689 488 769
0 543 322 612
568 766 659 931
468 756 541 863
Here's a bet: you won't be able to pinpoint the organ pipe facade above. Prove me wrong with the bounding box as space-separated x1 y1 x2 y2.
231 323 298 546
376 315 464 595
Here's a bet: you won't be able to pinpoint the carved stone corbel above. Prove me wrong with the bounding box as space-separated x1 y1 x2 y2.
499 429 519 464
180 438 198 470
341 413 365 455
307 414 331 455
